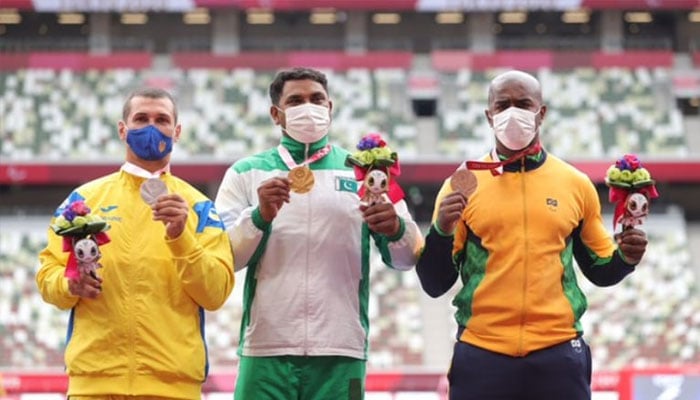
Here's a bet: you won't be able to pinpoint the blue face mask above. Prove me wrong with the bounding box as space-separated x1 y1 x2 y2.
126 125 173 161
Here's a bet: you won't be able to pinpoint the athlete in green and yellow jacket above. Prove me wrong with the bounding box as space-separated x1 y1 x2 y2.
416 70 648 400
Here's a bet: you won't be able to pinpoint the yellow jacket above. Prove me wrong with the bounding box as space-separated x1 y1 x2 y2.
37 169 234 398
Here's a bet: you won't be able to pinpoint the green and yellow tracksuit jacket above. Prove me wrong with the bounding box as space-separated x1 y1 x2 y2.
36 166 235 398
416 150 637 357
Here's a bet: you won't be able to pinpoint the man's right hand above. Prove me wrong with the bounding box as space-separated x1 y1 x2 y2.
258 177 291 222
67 272 103 299
436 192 467 235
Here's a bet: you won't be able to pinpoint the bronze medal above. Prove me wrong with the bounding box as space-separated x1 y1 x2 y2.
288 166 314 194
450 168 477 199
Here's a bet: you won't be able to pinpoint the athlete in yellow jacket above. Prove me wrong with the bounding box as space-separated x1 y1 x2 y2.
36 88 234 399
416 71 648 400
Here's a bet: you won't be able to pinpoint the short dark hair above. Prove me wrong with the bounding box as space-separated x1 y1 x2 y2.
122 87 178 123
269 67 329 106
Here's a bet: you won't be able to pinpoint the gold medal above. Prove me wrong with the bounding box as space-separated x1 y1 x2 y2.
288 166 314 194
450 169 477 199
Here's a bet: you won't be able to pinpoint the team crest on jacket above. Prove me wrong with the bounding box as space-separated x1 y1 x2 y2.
193 200 225 232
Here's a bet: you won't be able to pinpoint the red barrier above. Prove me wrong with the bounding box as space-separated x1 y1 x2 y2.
172 52 288 70
430 50 473 72
196 0 417 9
0 0 32 9
5 0 699 11
472 50 553 71
0 54 30 71
581 0 699 9
431 50 675 71
591 51 674 68
552 51 594 69
432 50 555 71
2 161 699 186
0 52 152 71
0 163 230 185
0 50 677 71
172 51 413 70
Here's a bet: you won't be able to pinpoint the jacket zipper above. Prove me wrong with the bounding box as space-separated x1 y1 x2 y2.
303 143 310 356
518 157 528 356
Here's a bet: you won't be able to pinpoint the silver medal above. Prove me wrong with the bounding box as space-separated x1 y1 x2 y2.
140 178 168 205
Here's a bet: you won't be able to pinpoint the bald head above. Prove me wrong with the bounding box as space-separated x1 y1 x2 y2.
488 70 542 105
484 70 547 155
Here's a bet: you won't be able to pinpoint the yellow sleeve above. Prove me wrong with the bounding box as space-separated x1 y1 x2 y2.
431 178 454 223
430 178 468 259
36 226 80 310
579 176 616 258
169 205 235 311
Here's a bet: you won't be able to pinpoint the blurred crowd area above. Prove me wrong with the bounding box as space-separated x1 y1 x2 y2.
0 66 688 163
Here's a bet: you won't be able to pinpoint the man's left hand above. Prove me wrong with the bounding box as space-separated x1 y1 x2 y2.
361 202 400 237
615 228 648 265
152 194 189 239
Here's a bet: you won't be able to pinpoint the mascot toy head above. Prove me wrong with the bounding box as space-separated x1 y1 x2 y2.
345 132 404 205
74 237 100 264
365 169 389 195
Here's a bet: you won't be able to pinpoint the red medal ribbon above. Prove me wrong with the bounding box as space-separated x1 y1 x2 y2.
466 142 542 175
277 144 331 169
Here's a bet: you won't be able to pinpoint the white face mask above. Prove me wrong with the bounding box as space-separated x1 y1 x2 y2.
492 106 540 151
280 103 331 144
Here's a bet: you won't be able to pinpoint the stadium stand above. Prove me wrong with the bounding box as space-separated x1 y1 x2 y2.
581 208 700 370
0 218 65 369
1 1 699 397
0 63 688 162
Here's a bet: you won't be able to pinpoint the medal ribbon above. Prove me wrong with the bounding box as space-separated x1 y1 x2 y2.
277 144 331 170
466 142 542 176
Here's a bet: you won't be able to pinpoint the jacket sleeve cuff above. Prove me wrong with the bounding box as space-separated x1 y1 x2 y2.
616 248 640 268
432 222 453 237
252 207 271 231
166 229 198 258
386 217 406 242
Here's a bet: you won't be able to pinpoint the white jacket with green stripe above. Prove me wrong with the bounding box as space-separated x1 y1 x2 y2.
215 135 423 360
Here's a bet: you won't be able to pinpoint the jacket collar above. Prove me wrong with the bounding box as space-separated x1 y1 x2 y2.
280 135 329 164
497 148 547 173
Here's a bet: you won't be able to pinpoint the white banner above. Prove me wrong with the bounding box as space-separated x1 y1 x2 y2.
32 0 196 12
417 0 583 11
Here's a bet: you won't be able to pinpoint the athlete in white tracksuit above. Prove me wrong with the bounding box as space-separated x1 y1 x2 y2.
215 67 423 400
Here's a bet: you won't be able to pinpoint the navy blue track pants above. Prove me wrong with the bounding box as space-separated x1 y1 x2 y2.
447 337 592 400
